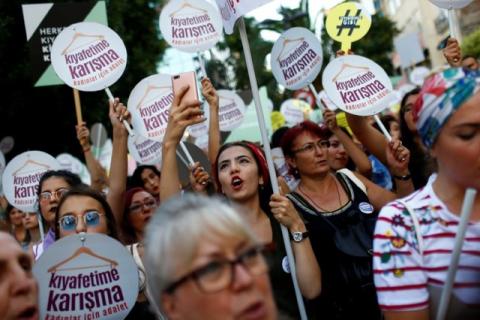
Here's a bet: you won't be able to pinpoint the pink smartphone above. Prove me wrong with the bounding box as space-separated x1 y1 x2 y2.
172 71 199 104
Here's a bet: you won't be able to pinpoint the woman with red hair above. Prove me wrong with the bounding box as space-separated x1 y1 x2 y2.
281 120 410 319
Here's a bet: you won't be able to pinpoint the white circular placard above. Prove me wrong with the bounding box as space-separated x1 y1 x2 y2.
409 66 431 86
33 233 138 320
322 55 395 116
217 90 246 131
159 0 223 53
128 134 162 165
128 74 174 142
428 0 472 9
2 151 60 211
271 27 323 90
319 90 338 110
50 22 127 91
57 153 84 175
194 135 209 151
91 123 108 148
56 153 91 185
280 99 311 125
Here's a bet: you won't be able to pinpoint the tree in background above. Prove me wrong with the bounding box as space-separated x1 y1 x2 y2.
205 4 398 110
0 0 166 160
462 28 480 58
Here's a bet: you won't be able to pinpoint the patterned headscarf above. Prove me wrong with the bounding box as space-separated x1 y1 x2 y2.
413 67 480 148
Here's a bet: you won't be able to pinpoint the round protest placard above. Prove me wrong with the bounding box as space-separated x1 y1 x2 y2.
280 99 311 125
50 22 127 91
128 74 174 142
293 88 316 108
322 54 394 116
159 0 223 53
128 134 162 165
217 89 246 131
91 123 108 149
409 66 431 86
325 2 372 52
33 233 138 320
428 0 472 9
56 153 91 185
271 111 286 132
188 119 209 138
2 151 60 212
194 135 209 151
319 90 338 110
271 27 323 90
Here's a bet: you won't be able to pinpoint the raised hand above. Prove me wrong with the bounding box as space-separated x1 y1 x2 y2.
386 138 410 177
164 85 205 147
201 77 219 109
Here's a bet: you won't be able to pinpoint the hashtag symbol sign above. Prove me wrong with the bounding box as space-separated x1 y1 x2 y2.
336 9 362 36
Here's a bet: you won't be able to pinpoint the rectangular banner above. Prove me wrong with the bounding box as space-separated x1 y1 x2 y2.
22 1 107 87
214 0 273 34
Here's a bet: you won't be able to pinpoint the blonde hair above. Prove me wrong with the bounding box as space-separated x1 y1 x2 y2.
144 193 257 314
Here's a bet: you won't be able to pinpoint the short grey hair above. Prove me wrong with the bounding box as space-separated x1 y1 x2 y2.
144 193 257 314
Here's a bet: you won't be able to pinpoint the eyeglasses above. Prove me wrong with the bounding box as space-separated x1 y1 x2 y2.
292 140 330 154
58 211 105 231
129 198 157 214
165 245 268 294
39 188 69 202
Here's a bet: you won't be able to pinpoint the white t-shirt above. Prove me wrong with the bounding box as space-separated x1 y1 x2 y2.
373 175 480 312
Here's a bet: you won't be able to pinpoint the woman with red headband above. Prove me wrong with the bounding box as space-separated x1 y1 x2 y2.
160 79 321 319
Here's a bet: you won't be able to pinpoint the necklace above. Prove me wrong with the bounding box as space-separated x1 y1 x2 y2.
298 175 342 212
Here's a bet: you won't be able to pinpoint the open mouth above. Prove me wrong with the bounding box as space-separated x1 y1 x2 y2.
18 306 38 320
231 176 244 189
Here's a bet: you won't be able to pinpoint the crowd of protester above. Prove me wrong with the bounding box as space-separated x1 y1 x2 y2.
0 38 479 320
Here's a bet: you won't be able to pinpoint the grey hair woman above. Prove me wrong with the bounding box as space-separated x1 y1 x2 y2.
143 193 277 320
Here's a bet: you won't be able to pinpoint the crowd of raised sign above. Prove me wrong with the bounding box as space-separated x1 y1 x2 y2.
0 40 479 320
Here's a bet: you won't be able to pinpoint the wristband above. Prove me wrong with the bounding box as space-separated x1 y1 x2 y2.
393 173 411 181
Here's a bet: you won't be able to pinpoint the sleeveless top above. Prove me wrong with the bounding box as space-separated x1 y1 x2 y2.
125 243 162 320
287 171 381 320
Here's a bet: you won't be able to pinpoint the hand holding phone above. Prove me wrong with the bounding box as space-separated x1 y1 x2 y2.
172 71 199 105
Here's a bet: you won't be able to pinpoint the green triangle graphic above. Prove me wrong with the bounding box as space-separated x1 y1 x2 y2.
35 1 108 87
35 64 64 87
84 1 108 25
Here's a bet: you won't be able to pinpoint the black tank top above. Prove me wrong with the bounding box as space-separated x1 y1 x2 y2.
287 171 381 320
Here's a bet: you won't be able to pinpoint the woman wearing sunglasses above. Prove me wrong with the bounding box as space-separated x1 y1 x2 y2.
54 186 118 239
144 193 277 320
280 120 411 319
54 186 159 318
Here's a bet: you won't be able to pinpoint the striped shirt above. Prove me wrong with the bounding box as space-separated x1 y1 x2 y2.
373 175 480 311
